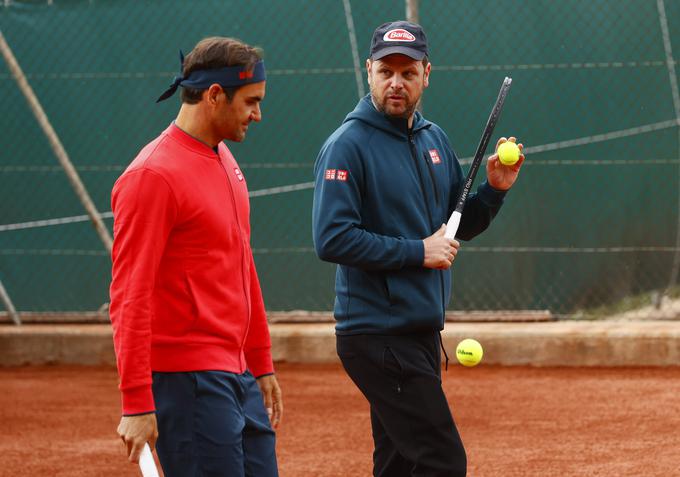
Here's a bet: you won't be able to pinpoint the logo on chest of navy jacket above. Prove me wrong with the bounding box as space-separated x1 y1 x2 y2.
325 169 348 181
234 167 244 181
428 149 441 164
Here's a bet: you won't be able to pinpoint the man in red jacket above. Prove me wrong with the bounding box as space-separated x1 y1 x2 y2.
110 37 282 477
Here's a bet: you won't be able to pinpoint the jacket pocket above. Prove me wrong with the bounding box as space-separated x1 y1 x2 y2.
339 267 391 319
384 269 444 328
382 346 403 377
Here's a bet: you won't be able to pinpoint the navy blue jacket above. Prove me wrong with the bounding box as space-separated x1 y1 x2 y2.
313 95 506 334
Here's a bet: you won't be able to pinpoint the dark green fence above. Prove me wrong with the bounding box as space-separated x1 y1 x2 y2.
1 0 679 318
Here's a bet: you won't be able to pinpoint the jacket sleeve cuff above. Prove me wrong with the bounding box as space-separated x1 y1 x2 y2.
477 180 507 207
404 239 425 267
246 347 275 378
121 385 155 416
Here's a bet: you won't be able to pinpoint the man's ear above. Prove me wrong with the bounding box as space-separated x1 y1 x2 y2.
423 62 431 89
366 59 372 86
205 84 223 105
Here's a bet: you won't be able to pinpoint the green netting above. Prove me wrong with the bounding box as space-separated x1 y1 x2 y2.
1 0 678 317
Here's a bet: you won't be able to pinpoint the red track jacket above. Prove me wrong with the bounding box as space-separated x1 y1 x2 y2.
109 124 274 415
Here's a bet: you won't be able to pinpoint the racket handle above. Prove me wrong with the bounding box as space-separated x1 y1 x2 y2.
445 211 461 239
139 443 160 477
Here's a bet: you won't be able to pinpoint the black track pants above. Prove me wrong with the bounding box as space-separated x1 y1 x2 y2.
337 332 467 477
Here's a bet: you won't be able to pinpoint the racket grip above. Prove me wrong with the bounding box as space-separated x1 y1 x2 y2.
445 211 461 239
139 443 160 477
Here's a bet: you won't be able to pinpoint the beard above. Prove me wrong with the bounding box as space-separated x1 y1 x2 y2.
371 90 419 119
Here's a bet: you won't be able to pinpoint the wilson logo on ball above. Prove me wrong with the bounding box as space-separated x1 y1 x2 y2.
383 29 416 42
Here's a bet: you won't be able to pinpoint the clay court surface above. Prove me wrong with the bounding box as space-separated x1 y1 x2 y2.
2 363 679 477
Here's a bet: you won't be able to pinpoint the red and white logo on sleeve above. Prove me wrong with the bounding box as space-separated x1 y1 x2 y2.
325 169 348 181
234 168 244 181
428 149 441 164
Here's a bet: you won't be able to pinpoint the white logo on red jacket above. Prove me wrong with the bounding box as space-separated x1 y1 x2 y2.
383 29 416 42
429 149 441 164
234 168 244 181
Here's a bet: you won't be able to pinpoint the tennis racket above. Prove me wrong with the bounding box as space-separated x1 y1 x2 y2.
139 443 160 477
445 77 513 239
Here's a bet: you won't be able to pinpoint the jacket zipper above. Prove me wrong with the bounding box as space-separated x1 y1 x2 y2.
408 131 447 329
407 131 434 229
216 152 251 367
422 151 440 206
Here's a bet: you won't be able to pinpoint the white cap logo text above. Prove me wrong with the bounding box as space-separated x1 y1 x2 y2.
383 29 416 42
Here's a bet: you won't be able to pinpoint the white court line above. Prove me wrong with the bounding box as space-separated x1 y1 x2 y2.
4 246 678 256
458 119 680 164
0 165 125 172
0 69 358 80
521 119 680 155
0 249 108 256
433 60 673 72
0 212 114 232
3 120 678 173
462 246 680 253
248 181 315 198
1 118 678 232
4 158 680 173
0 163 310 172
253 246 680 254
0 183 315 231
519 158 679 166
240 163 312 169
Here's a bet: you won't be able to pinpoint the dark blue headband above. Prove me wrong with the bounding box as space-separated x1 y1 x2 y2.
156 50 266 103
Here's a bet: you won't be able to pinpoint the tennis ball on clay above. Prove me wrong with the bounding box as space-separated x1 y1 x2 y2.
497 141 520 166
456 338 483 367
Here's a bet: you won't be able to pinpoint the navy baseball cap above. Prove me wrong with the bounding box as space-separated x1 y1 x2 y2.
369 21 429 61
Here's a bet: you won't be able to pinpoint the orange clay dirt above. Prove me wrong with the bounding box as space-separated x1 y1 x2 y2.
1 363 679 476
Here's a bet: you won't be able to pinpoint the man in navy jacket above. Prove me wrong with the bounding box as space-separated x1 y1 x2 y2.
312 21 524 476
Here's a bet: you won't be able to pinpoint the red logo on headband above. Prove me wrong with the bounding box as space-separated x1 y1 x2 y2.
383 29 416 42
239 70 254 80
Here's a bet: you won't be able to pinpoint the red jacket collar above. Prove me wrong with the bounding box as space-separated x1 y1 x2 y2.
164 122 218 157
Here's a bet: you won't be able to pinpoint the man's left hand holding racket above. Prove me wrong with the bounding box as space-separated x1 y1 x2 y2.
117 413 159 476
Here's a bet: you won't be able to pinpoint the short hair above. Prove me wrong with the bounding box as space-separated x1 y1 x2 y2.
180 37 263 104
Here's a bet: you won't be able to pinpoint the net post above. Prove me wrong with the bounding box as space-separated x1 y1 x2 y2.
0 29 113 253
341 0 365 100
406 0 419 24
0 278 20 326
405 0 423 113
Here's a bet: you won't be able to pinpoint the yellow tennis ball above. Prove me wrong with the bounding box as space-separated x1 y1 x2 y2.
456 339 483 367
497 141 520 166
